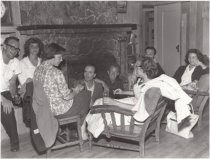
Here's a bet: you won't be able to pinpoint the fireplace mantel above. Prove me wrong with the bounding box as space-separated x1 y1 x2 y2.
17 24 137 35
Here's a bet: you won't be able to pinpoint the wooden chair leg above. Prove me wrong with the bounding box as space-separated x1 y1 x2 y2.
139 141 145 158
46 149 51 158
197 115 202 130
155 122 160 142
77 118 83 152
88 132 92 150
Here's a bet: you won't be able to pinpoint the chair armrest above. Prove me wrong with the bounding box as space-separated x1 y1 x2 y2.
90 105 135 116
184 90 209 96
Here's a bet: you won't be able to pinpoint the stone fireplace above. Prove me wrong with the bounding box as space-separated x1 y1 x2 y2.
17 24 137 81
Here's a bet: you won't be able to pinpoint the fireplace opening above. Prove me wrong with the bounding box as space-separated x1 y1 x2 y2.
66 51 117 83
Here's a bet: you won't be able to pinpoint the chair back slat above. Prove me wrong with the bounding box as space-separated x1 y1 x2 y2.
101 112 110 137
120 114 125 132
110 112 117 131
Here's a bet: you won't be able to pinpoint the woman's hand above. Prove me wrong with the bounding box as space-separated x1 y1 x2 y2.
181 81 198 91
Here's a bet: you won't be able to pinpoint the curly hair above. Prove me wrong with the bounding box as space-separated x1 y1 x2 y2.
109 63 120 73
24 37 44 58
185 49 204 64
141 57 159 79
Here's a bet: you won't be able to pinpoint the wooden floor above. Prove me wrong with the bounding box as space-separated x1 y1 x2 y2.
1 106 209 158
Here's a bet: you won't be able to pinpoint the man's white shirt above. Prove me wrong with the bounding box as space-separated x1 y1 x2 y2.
0 50 21 93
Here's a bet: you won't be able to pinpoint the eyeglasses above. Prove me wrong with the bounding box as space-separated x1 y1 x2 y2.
6 44 20 53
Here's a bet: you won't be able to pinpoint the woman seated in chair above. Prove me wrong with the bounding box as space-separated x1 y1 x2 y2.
86 57 192 138
173 49 203 91
32 43 91 148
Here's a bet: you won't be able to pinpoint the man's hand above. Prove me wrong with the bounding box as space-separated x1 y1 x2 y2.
113 89 123 95
1 96 13 114
103 97 116 105
13 94 21 105
94 78 110 95
19 83 26 98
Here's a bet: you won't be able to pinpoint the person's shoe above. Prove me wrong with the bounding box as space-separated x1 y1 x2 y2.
10 144 19 152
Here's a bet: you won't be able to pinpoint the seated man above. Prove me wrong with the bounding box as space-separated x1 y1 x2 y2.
32 43 91 148
83 64 104 106
98 64 124 98
144 46 165 77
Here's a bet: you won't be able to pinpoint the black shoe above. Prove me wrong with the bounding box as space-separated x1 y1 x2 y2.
10 144 19 152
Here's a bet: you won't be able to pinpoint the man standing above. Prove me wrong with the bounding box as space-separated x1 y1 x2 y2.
1 36 21 152
144 46 165 77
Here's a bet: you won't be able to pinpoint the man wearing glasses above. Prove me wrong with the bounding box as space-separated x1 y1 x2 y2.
1 36 21 152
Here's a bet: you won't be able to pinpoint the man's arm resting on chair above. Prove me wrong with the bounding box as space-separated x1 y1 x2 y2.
103 97 134 111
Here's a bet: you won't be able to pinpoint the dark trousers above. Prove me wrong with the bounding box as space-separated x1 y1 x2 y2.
56 90 91 123
1 91 19 146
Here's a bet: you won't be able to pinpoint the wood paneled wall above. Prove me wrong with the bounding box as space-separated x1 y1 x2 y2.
182 1 209 60
117 1 143 57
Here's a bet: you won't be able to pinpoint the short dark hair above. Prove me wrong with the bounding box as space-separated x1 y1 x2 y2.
4 36 19 45
185 49 204 64
145 46 156 55
43 43 66 61
141 57 159 79
109 63 120 73
24 37 44 58
84 63 96 73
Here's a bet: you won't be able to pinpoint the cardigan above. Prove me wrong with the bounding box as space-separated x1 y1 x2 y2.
173 65 203 84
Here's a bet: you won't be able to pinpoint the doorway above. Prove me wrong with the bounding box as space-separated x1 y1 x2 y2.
142 7 154 52
154 2 181 76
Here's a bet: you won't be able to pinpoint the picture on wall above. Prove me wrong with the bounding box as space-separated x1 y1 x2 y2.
117 1 127 13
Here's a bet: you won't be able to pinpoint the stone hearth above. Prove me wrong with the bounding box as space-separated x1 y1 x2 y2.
17 24 137 80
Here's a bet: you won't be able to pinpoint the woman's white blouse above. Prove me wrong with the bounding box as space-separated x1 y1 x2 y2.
180 65 196 86
18 57 41 85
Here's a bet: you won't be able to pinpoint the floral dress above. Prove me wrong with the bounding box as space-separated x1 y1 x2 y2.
33 61 73 115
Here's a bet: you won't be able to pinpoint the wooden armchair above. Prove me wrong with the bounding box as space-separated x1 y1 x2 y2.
88 98 167 157
184 74 209 129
